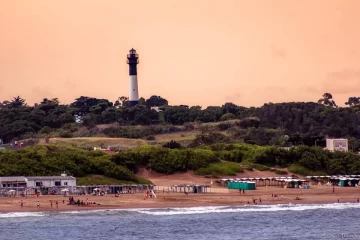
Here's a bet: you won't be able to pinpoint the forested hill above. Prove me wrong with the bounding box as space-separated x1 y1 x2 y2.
1 93 360 150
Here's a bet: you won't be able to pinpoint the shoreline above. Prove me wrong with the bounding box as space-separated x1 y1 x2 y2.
1 186 360 214
1 200 360 214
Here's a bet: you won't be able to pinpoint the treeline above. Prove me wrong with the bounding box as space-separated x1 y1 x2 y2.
1 143 360 178
2 94 360 149
0 145 142 183
109 143 360 176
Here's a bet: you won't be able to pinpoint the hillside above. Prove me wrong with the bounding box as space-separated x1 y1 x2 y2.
2 94 360 152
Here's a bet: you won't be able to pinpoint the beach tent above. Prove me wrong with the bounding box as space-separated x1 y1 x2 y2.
243 182 256 190
339 179 347 187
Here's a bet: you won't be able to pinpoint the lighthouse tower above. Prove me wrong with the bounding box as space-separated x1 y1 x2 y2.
127 48 139 106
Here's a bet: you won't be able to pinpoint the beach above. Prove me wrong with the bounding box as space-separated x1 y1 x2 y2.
1 185 360 213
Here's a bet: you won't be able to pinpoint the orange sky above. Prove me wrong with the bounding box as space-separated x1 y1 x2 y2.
1 0 360 107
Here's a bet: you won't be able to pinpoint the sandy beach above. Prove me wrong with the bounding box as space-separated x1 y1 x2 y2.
1 185 360 213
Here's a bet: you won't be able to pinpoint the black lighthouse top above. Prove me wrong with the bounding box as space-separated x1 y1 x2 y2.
127 48 139 75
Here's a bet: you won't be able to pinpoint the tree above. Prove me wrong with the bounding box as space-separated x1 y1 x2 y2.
318 93 337 108
345 97 360 106
9 96 26 108
162 140 182 149
118 96 129 107
145 95 168 107
138 97 146 105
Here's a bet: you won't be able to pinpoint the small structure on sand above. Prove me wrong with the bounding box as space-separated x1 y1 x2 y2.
227 181 256 190
170 184 211 193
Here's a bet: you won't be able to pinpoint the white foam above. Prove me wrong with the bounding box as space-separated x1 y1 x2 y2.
135 203 360 216
0 212 47 218
1 203 359 218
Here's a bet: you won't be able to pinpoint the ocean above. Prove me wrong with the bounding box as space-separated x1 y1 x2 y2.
1 203 360 240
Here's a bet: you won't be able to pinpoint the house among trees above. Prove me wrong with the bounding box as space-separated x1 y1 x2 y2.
325 138 348 152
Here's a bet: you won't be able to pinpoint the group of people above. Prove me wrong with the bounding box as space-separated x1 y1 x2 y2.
68 196 97 206
145 190 156 198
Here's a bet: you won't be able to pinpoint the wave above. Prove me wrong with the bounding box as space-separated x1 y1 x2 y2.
135 203 360 216
1 203 360 218
0 212 48 218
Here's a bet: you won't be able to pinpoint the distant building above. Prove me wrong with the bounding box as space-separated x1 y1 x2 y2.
0 173 76 188
150 106 163 112
326 138 348 152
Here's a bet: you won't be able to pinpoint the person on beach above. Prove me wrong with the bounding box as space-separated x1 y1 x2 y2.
55 201 58 208
37 201 40 209
20 200 23 208
243 189 245 194
357 198 359 203
50 200 53 208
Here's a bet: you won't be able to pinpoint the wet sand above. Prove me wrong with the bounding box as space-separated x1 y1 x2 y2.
1 186 360 213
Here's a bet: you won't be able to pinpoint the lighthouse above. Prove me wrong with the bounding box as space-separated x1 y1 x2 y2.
127 48 139 106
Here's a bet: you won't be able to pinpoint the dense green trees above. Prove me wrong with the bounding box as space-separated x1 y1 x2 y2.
2 93 360 151
1 143 360 178
0 145 138 182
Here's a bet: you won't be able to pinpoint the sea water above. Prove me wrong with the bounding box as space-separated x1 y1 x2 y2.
1 203 360 240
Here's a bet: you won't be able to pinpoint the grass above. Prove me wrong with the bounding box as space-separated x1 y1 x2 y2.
194 162 244 177
274 169 288 175
39 137 147 149
77 175 152 185
148 131 200 146
288 164 326 176
248 163 270 171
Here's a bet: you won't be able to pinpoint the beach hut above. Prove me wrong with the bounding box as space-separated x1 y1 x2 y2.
339 179 347 187
243 182 256 190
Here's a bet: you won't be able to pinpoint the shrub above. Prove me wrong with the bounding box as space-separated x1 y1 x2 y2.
146 135 155 140
249 163 270 171
288 163 326 176
194 162 243 176
274 169 288 175
59 131 73 138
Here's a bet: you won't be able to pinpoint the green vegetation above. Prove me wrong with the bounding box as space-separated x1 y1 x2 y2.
194 162 243 177
2 93 360 153
77 175 152 185
288 164 326 176
3 93 360 178
274 169 288 175
0 145 140 183
247 163 270 171
1 142 360 179
77 175 136 185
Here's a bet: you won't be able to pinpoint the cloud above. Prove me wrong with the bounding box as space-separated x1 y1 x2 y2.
324 68 360 94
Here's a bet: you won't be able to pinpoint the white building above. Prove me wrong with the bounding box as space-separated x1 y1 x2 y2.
150 106 163 112
0 173 76 188
326 138 348 152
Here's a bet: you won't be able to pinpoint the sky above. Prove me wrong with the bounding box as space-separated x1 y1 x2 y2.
1 0 360 107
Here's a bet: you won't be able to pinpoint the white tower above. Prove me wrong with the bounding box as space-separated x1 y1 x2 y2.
127 48 139 106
